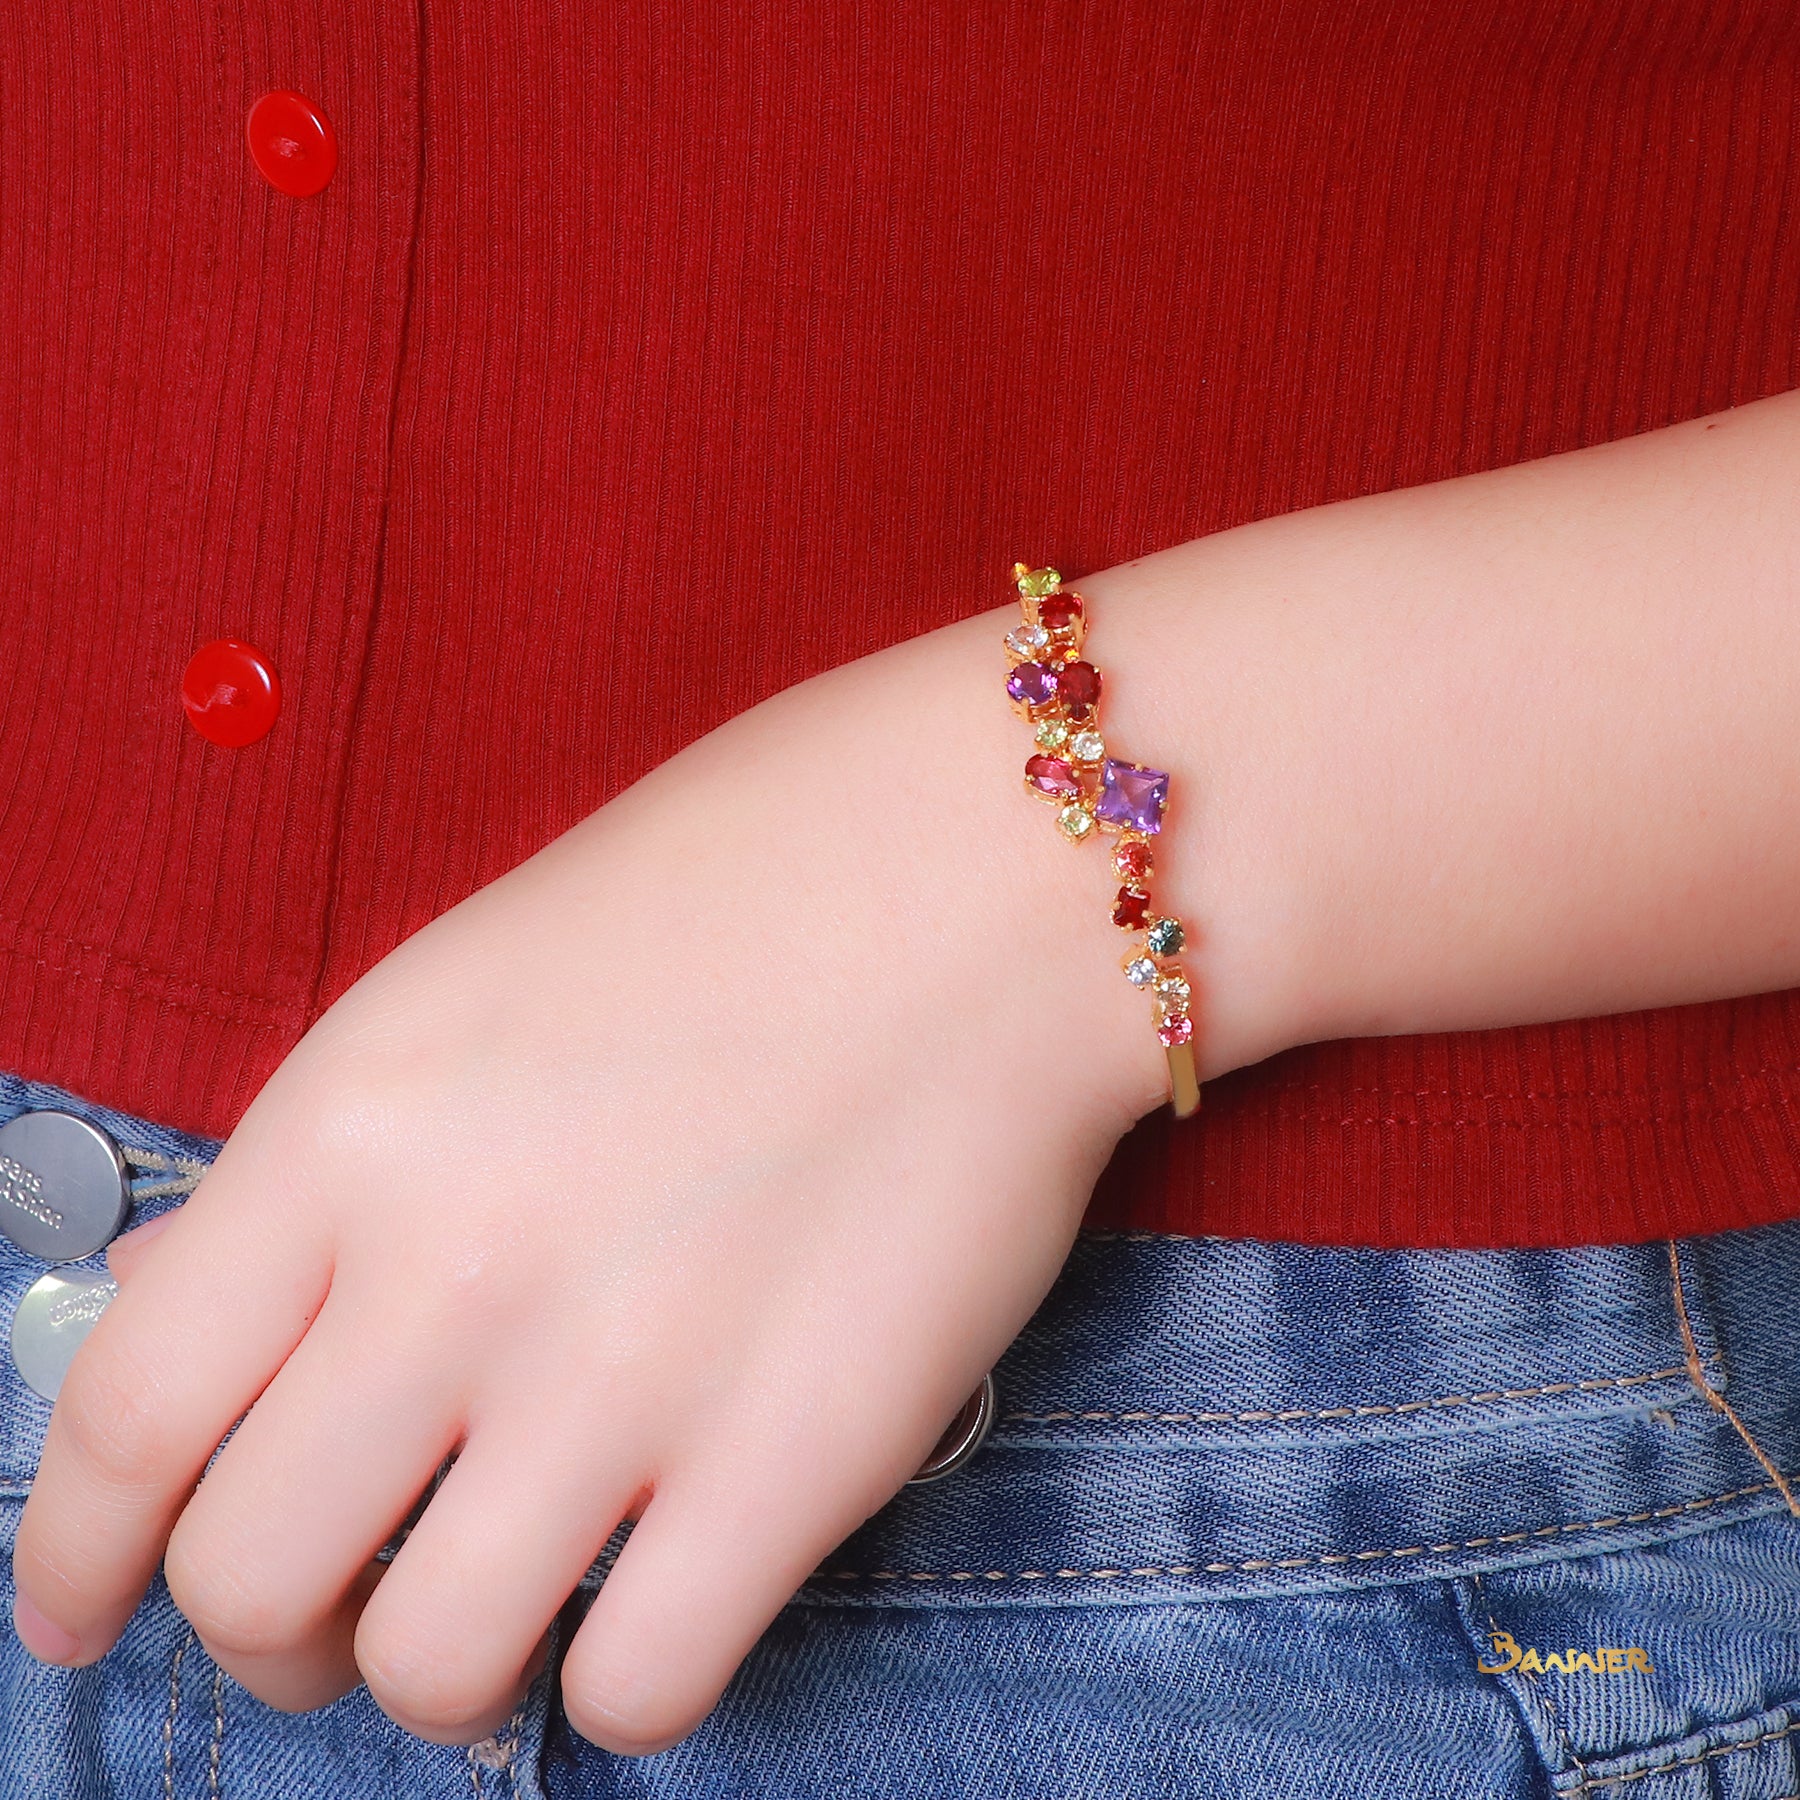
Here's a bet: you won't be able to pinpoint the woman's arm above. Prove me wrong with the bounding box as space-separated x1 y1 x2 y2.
1078 385 1800 1096
15 388 1800 1754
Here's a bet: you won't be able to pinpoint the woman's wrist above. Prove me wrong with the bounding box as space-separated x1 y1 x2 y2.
1069 549 1331 1089
804 576 1314 1134
674 377 1800 1151
1074 387 1800 1076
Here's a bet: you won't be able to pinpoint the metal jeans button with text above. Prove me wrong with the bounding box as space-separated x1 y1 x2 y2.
11 1265 120 1401
0 1109 131 1262
2 1108 134 1401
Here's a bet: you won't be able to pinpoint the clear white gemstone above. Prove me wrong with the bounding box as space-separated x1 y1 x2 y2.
1155 975 1191 1006
1070 730 1104 763
1125 956 1157 987
1006 623 1049 658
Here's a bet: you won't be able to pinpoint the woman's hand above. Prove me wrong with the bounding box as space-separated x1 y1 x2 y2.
8 602 1232 1753
26 380 1795 1757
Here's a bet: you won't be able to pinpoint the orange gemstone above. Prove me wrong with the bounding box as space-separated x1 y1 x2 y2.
1114 841 1152 882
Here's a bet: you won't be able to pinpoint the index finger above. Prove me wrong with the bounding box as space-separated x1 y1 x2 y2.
11 1147 332 1663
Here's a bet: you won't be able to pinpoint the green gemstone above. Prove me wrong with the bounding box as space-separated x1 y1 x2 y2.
1147 917 1185 956
1035 719 1070 751
1018 566 1061 598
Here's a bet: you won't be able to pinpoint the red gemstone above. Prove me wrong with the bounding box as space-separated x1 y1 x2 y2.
1039 593 1084 632
1058 660 1101 719
1112 885 1151 928
1114 841 1153 882
1024 754 1079 797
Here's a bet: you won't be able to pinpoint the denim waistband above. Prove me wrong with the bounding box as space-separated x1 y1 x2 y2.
1 1069 1796 1613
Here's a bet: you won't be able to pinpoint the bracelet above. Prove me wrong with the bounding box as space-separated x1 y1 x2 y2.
1003 563 1201 1117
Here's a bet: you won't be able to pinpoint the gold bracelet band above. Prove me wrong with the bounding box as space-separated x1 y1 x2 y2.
1003 563 1200 1118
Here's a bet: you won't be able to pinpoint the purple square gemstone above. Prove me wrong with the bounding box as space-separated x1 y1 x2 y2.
1005 660 1058 706
1095 759 1169 834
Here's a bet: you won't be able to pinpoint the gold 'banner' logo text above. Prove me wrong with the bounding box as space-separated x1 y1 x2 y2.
1479 1630 1653 1675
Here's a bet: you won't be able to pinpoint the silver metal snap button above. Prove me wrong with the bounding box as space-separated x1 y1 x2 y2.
907 1372 996 1484
0 1109 131 1263
10 1265 118 1400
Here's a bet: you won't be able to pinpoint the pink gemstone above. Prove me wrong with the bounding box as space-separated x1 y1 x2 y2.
1024 754 1079 797
1058 660 1101 719
1158 1013 1194 1047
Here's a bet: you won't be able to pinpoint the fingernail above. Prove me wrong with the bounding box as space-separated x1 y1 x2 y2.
106 1210 176 1271
13 1592 82 1664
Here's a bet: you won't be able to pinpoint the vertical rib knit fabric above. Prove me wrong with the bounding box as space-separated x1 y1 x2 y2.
2 1 1799 1246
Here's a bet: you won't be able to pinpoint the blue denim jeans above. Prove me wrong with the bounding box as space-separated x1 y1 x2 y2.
2 1069 1799 1799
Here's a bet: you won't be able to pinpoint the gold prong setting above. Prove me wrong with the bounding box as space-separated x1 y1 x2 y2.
1004 562 1200 1116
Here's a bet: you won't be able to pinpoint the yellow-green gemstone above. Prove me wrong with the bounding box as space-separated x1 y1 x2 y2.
1018 566 1061 599
1058 803 1094 840
1035 719 1070 752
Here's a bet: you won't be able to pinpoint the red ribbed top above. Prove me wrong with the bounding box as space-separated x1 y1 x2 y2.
3 1 1800 1248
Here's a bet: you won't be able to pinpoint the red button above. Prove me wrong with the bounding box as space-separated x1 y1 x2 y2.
181 640 282 747
246 90 337 197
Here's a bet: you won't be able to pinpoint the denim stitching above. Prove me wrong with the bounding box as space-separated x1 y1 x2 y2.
129 1177 203 1200
1470 1570 1591 1788
468 1700 528 1796
161 1628 192 1800
1562 1713 1800 1791
117 1146 214 1178
117 1144 211 1202
1001 1362 1709 1426
1667 1240 1800 1516
207 1662 224 1800
815 1474 1788 1582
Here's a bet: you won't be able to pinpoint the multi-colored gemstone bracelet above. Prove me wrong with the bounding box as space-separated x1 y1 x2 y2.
1003 562 1201 1117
